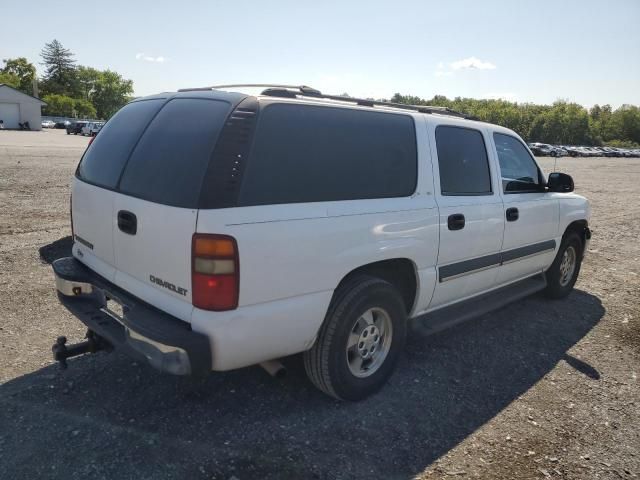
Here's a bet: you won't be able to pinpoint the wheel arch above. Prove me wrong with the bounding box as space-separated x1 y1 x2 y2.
563 219 590 249
332 258 419 316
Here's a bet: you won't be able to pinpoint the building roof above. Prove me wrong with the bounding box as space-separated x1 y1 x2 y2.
0 84 47 105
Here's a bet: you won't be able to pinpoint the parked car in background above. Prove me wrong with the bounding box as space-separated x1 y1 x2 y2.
528 143 563 157
561 146 581 157
67 121 88 135
55 121 71 129
81 122 104 136
41 120 56 129
528 142 639 158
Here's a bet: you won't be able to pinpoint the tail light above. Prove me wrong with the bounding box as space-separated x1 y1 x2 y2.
192 234 239 311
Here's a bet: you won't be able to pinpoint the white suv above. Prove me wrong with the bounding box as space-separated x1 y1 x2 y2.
52 85 591 400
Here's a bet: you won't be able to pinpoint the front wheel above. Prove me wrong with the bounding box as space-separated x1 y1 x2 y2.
544 232 583 298
304 275 407 401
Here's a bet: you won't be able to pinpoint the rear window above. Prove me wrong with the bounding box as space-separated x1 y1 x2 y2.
238 103 417 206
118 98 231 208
77 99 164 188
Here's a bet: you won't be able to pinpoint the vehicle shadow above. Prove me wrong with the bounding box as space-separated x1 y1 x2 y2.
38 235 72 264
0 261 604 479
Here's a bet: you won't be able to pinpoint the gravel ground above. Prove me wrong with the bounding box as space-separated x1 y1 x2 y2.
0 129 638 480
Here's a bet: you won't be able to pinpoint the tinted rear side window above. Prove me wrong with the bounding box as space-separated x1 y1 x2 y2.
435 126 492 195
119 98 232 208
238 104 417 206
77 99 164 188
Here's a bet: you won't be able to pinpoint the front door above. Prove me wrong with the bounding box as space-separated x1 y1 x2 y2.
428 123 505 310
491 132 559 286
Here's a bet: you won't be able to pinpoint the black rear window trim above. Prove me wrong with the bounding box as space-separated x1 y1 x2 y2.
435 124 494 197
236 102 419 207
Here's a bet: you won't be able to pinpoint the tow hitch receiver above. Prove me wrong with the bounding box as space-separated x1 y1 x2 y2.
52 330 111 369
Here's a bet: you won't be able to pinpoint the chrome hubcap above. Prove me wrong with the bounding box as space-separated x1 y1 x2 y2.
559 246 577 287
346 307 393 378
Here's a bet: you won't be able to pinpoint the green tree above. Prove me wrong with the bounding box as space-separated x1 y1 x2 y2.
0 71 20 89
610 105 640 145
92 70 133 118
42 94 76 116
1 57 37 95
73 98 97 118
40 39 77 96
76 65 102 101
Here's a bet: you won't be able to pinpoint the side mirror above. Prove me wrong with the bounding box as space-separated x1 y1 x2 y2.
547 172 574 193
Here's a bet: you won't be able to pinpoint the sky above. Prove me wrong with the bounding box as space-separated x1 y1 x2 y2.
2 0 639 107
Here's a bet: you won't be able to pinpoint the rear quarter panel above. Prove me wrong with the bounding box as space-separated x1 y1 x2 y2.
192 111 440 368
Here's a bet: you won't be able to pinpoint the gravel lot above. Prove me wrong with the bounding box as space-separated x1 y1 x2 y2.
0 129 638 480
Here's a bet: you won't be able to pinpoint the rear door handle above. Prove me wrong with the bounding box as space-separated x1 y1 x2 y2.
447 213 465 231
117 210 137 235
506 207 519 222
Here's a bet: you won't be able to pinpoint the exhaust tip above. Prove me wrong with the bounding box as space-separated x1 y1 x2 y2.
259 360 286 379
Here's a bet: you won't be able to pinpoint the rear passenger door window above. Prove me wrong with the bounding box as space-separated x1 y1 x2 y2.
238 104 417 206
493 133 543 193
435 126 492 195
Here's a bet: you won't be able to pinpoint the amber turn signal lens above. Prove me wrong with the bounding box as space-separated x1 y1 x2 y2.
194 237 235 257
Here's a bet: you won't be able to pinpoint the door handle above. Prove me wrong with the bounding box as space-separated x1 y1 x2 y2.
117 210 137 235
447 213 465 231
506 207 519 222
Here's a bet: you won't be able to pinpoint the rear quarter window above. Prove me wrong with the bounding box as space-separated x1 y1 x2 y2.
238 103 417 206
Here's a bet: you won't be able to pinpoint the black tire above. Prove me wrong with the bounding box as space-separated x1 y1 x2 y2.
304 275 407 401
544 232 583 299
66 131 70 135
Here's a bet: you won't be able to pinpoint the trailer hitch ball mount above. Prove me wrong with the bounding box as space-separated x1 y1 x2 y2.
52 330 112 369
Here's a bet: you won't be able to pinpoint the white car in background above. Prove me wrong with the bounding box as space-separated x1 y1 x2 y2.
41 120 56 129
81 122 104 136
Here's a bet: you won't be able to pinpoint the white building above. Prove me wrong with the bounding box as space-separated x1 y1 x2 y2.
0 84 47 130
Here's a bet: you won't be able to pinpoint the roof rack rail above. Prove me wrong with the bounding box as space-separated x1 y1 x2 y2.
259 88 472 119
177 83 322 95
177 83 473 120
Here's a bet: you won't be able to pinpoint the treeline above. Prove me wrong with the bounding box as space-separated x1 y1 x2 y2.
391 94 640 148
0 40 132 120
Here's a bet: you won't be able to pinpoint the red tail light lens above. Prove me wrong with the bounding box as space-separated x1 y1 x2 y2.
192 234 239 311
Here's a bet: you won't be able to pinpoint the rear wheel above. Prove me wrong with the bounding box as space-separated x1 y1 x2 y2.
544 232 583 298
304 275 407 401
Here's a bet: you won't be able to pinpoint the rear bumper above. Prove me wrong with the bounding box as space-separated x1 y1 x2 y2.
52 257 211 376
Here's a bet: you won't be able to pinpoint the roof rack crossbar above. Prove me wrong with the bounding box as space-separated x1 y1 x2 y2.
177 83 472 119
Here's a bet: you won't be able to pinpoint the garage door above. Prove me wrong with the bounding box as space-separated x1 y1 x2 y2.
0 103 20 129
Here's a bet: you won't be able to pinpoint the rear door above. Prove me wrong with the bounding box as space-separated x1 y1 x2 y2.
73 98 166 281
427 122 505 309
112 98 233 321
